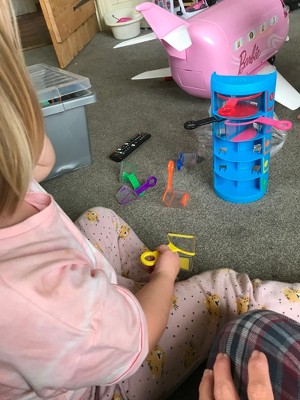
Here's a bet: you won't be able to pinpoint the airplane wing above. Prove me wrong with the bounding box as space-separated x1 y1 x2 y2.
132 67 171 80
256 63 300 111
113 32 157 49
132 62 300 110
113 32 171 81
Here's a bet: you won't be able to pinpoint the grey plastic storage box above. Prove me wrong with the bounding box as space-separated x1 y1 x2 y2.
27 63 96 180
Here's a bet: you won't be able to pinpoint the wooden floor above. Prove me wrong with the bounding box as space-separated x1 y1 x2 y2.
17 11 52 50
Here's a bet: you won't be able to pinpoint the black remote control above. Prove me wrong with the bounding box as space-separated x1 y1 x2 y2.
109 132 152 162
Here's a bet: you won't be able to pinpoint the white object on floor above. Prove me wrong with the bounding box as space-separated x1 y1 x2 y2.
104 8 143 40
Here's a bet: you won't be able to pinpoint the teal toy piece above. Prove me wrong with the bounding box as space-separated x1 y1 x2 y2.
123 172 145 196
119 161 145 196
210 71 283 203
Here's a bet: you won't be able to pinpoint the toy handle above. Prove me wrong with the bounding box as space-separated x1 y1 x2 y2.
184 115 224 129
166 160 174 192
162 161 175 205
140 250 159 267
135 175 157 195
255 117 292 131
225 117 292 131
141 241 176 267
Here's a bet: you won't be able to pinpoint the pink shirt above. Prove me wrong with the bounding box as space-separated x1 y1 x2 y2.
0 182 148 399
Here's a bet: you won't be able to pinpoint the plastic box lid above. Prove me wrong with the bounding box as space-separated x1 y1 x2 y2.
27 63 91 103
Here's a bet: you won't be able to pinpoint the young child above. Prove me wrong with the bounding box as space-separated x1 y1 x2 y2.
0 2 299 400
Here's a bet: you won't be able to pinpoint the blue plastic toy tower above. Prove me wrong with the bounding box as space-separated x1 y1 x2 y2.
210 71 277 203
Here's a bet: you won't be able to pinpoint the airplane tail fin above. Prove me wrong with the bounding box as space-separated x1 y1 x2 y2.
136 2 192 53
257 63 300 111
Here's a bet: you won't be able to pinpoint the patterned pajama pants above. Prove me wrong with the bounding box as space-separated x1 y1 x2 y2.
75 207 300 400
207 310 300 400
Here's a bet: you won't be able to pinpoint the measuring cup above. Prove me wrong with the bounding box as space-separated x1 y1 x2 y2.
177 152 204 170
162 160 190 208
140 233 196 271
116 176 157 205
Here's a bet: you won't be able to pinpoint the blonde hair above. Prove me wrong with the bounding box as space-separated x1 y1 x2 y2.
0 0 45 215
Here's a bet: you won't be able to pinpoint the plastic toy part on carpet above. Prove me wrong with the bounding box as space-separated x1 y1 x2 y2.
162 161 190 208
116 176 157 205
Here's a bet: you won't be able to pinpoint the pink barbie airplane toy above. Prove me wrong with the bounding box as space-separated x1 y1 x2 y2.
115 0 300 110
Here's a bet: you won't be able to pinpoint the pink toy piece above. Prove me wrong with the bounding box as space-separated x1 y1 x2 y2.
230 127 257 142
112 15 132 23
253 116 292 130
217 93 262 117
218 97 239 116
219 102 258 118
225 115 292 142
186 1 208 12
225 117 292 131
117 17 132 23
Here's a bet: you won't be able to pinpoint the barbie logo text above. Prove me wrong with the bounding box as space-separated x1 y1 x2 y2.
238 44 261 74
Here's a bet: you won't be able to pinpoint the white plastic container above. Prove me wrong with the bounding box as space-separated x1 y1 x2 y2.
104 8 143 40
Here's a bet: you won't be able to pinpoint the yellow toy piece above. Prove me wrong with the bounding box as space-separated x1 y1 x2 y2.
140 233 196 271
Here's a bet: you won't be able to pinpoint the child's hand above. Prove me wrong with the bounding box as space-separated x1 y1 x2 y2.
135 245 180 349
150 245 180 282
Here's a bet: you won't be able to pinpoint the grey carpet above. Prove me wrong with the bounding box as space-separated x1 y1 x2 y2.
24 8 300 399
